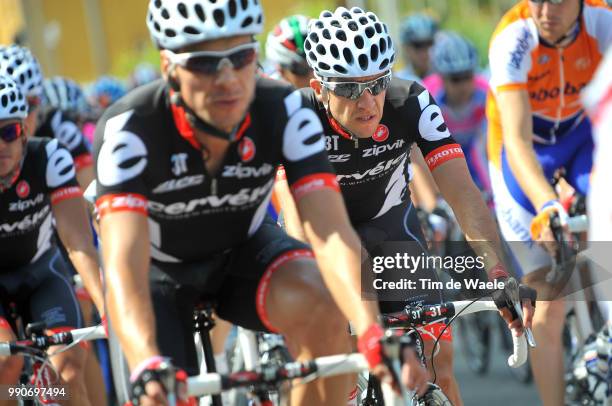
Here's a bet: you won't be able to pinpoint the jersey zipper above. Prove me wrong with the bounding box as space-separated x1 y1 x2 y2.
553 48 565 142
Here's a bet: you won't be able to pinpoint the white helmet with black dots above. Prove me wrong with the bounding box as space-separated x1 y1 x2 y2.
0 45 44 98
0 75 28 120
146 0 264 51
304 7 395 78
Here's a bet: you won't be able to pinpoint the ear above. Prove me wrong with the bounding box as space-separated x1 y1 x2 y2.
160 50 172 80
310 78 324 102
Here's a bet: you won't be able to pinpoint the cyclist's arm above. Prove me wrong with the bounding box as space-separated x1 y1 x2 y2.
273 177 307 242
75 165 95 191
99 211 159 369
53 196 105 316
496 89 556 210
409 146 439 211
295 189 379 335
431 156 504 270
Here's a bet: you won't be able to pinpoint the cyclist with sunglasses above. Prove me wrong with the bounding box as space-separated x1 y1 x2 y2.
93 1 425 405
0 45 94 190
265 15 314 89
487 0 611 404
423 32 492 203
0 75 104 406
271 6 537 405
396 13 439 82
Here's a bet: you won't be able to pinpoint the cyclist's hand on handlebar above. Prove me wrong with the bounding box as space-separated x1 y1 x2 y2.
129 356 192 406
489 266 536 335
401 346 429 397
358 324 429 397
530 200 570 255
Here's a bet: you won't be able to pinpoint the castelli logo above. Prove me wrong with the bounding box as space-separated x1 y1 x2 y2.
16 180 30 198
239 136 256 162
372 124 389 142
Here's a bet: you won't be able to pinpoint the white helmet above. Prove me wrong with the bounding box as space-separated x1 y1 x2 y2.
0 45 44 98
146 0 264 51
43 76 89 115
0 75 28 120
432 32 479 75
304 7 395 78
265 15 310 67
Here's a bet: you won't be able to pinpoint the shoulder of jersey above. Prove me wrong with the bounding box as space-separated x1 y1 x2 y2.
585 0 611 8
386 77 424 106
26 136 54 154
254 75 296 104
490 2 533 45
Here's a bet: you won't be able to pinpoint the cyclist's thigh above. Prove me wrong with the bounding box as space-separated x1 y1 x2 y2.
490 153 550 276
27 248 84 331
216 215 313 333
355 201 444 313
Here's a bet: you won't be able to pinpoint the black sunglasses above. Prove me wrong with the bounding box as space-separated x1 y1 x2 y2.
0 123 24 143
410 40 434 50
529 0 565 4
165 42 259 75
321 72 392 100
447 72 474 83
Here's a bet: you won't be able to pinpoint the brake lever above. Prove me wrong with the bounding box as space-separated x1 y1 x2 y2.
505 278 536 348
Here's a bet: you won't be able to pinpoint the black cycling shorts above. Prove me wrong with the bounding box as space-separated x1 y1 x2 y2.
0 247 83 333
356 200 445 313
108 216 311 401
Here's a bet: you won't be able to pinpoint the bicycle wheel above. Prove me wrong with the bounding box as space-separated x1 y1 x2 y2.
456 312 492 375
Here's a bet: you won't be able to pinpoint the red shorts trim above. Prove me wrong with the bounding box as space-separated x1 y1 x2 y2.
255 249 314 333
50 186 83 205
424 143 465 172
96 193 148 219
418 322 452 342
74 153 93 170
290 173 340 201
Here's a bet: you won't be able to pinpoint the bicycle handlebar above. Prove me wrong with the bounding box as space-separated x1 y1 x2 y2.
0 325 106 356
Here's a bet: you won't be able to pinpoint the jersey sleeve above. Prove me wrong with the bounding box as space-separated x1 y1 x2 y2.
51 111 93 170
488 18 538 92
406 83 465 172
93 109 149 218
41 138 82 205
277 89 340 201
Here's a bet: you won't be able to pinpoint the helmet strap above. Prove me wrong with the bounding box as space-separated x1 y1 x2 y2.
320 90 356 141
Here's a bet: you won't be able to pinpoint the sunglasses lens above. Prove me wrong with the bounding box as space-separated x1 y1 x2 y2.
183 48 257 74
0 123 22 143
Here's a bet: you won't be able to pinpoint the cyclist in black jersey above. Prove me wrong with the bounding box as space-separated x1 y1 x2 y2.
93 1 429 405
0 75 104 406
0 45 94 189
274 7 538 405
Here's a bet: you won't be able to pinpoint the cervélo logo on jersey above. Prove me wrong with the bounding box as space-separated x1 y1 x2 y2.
148 178 274 216
0 206 50 234
337 153 406 183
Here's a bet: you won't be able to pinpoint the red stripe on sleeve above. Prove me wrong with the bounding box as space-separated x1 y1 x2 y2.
424 143 465 172
73 153 93 170
290 173 339 201
95 193 148 219
50 186 83 205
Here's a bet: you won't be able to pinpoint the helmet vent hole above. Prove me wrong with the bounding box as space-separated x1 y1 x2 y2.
304 40 311 51
322 11 333 18
368 14 376 22
330 44 339 59
315 21 324 29
359 17 368 25
375 23 382 34
153 22 161 32
370 44 379 61
343 48 354 64
379 58 389 70
354 35 364 49
184 26 200 35
348 22 358 31
380 38 386 53
213 9 225 26
177 3 188 18
322 29 331 40
335 30 346 41
154 0 162 8
194 4 206 22
228 0 237 17
256 14 262 24
316 45 326 55
318 62 330 71
309 33 319 43
161 8 170 19
240 0 248 10
330 20 341 28
365 27 374 38
164 29 176 38
241 16 254 28
333 65 347 74
358 54 368 70
341 12 351 19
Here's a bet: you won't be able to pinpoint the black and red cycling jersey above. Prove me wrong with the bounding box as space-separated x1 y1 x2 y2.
36 109 93 170
298 78 463 224
93 78 338 263
0 138 81 270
